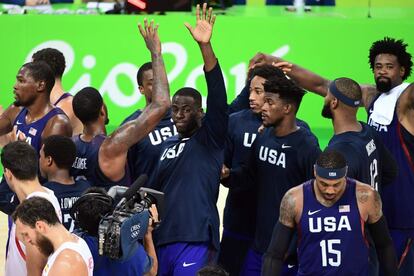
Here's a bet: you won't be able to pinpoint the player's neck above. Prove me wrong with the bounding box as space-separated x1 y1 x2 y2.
15 180 45 202
26 99 53 123
273 117 298 137
81 123 106 141
49 225 76 252
332 113 361 135
50 79 65 104
47 171 74 185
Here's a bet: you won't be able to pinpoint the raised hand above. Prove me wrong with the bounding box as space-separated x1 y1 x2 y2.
138 19 161 55
184 3 216 44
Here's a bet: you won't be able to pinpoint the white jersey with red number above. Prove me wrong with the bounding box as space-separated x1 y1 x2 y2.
5 188 62 276
42 235 94 276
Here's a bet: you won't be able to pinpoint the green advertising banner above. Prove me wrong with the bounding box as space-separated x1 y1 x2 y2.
1 7 414 159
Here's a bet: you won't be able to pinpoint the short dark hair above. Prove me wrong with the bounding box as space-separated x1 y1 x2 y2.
136 62 152 86
248 64 286 80
369 37 413 80
43 135 76 170
263 75 306 111
1 141 38 180
32 48 66 79
72 87 103 124
173 87 202 108
197 265 229 276
12 196 60 227
72 187 113 236
333 77 362 101
22 61 55 95
316 149 346 169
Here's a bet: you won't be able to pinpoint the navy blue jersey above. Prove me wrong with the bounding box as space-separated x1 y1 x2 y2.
53 93 72 106
228 127 321 253
13 107 65 152
44 180 91 231
151 62 227 251
298 179 369 275
0 107 65 215
71 134 106 186
368 98 414 234
223 109 261 237
121 110 176 186
80 233 152 276
327 122 386 191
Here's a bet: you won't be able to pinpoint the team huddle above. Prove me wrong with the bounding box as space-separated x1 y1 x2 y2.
0 3 413 276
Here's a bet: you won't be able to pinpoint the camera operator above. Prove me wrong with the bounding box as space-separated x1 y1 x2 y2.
72 187 158 276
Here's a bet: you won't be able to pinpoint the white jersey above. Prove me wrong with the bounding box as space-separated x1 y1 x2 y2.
42 235 94 276
5 188 62 276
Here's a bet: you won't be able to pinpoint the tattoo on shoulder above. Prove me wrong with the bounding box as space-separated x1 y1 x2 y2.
279 190 296 227
357 186 370 204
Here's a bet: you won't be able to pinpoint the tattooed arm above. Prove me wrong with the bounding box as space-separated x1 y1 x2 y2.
262 186 302 276
356 182 398 275
99 19 170 182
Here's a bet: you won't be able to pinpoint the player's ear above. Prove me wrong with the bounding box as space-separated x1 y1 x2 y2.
400 66 405 78
331 97 339 109
37 80 46 93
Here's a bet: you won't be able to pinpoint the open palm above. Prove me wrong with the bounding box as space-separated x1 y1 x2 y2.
185 3 216 44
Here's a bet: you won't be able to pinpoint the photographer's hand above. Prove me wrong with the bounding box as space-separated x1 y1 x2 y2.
148 204 159 232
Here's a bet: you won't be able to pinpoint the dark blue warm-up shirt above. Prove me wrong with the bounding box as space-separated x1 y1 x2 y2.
151 62 228 251
121 110 176 186
226 127 321 253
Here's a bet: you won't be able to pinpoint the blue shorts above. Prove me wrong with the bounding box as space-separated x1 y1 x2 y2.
157 242 217 276
240 248 297 276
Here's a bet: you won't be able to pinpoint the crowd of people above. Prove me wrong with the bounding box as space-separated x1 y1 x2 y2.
0 2 413 276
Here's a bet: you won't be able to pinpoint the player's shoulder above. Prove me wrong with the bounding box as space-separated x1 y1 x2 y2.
355 181 378 203
51 248 88 273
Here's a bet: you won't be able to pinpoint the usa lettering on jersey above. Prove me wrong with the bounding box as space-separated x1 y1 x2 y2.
160 142 186 160
309 216 352 233
368 111 388 132
243 132 257 148
149 126 177 145
258 146 286 168
16 130 32 145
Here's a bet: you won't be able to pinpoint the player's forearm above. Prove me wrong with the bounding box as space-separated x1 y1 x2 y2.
150 52 171 113
368 216 398 275
286 64 329 97
199 42 217 72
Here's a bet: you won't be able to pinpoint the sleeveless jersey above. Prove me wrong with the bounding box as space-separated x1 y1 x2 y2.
368 90 414 234
42 235 93 276
5 189 62 276
53 93 72 106
298 179 368 275
13 107 65 152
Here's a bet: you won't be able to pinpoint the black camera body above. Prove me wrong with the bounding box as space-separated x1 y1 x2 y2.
98 186 164 260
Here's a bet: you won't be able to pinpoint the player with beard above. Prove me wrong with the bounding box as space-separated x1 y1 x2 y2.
1 141 62 276
13 196 93 276
250 37 414 273
150 4 228 275
0 61 72 213
262 150 398 276
221 74 321 276
321 77 397 192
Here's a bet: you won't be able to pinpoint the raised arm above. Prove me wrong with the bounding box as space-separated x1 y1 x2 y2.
262 188 299 276
398 83 414 130
99 19 170 182
185 3 217 71
250 53 330 97
356 184 398 275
